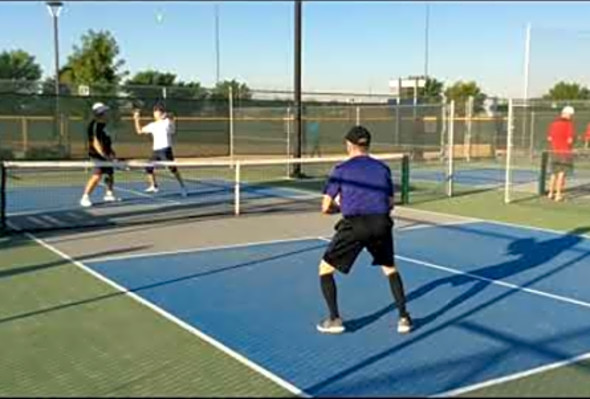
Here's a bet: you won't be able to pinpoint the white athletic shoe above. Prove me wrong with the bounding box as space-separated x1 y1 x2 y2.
80 195 92 208
103 192 119 202
145 186 159 193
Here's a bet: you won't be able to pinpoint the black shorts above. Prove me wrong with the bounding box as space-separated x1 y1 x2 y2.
146 147 177 174
550 153 573 175
323 214 394 274
90 157 114 176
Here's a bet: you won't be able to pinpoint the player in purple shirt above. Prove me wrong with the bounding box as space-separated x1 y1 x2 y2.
316 126 412 335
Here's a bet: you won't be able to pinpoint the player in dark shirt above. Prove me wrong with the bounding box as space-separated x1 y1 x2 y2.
80 103 119 207
316 126 412 335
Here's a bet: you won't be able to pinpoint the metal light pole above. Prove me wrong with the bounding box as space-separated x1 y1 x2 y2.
292 0 303 178
424 3 430 78
47 1 63 96
46 1 63 151
215 3 220 83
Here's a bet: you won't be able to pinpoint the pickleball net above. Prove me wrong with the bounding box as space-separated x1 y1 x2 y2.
0 153 410 233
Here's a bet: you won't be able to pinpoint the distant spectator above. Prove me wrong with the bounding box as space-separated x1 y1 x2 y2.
306 120 322 157
547 106 575 202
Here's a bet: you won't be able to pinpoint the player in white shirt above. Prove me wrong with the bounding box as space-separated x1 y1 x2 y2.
133 103 188 197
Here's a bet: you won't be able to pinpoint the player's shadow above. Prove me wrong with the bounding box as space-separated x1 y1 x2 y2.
345 225 590 333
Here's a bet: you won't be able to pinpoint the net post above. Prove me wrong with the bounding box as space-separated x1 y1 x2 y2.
538 150 548 196
234 160 241 216
0 162 6 232
447 100 455 197
504 98 514 204
229 86 234 167
401 154 410 205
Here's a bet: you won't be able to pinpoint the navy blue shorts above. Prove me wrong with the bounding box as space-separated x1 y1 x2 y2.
146 147 177 174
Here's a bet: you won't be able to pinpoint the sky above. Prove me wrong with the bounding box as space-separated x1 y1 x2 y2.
2 1 590 98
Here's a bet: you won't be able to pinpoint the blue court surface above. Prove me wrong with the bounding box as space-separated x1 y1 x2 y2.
83 220 590 397
407 167 539 187
6 178 317 215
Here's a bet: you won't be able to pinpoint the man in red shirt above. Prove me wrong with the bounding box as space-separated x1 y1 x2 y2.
547 106 575 202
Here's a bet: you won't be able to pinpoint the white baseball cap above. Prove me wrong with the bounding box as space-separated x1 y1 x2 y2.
561 105 575 116
92 102 109 115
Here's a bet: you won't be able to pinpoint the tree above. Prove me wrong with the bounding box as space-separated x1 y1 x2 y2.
124 70 177 98
0 50 42 95
419 77 444 104
126 70 177 87
63 30 127 94
123 70 208 100
211 79 252 100
0 50 42 81
543 81 590 101
444 80 487 115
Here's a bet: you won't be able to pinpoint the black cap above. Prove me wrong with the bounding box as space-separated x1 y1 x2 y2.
345 125 371 147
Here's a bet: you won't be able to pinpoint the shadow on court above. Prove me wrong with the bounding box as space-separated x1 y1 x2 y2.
0 241 325 326
344 226 590 334
306 226 590 395
0 244 151 280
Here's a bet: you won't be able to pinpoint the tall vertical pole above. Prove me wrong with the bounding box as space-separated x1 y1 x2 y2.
424 3 430 78
229 86 234 163
523 23 531 102
52 14 60 98
447 100 455 197
215 3 220 84
522 23 532 153
505 98 514 204
47 2 63 150
293 0 303 177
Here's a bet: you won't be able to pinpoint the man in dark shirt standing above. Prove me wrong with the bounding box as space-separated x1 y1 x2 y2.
317 125 412 334
80 102 118 207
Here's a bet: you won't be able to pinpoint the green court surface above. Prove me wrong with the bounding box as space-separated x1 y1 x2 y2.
4 182 590 396
0 236 291 397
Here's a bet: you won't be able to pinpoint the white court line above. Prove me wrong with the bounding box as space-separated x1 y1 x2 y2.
22 228 309 398
85 219 472 264
317 235 590 310
321 233 590 396
399 207 590 239
85 235 328 264
430 351 590 397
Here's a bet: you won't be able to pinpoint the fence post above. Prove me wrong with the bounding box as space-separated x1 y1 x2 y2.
356 106 360 126
504 98 514 204
229 86 234 165
395 98 401 146
465 96 473 161
529 110 535 161
21 117 28 155
286 106 292 178
0 162 5 232
447 100 455 197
